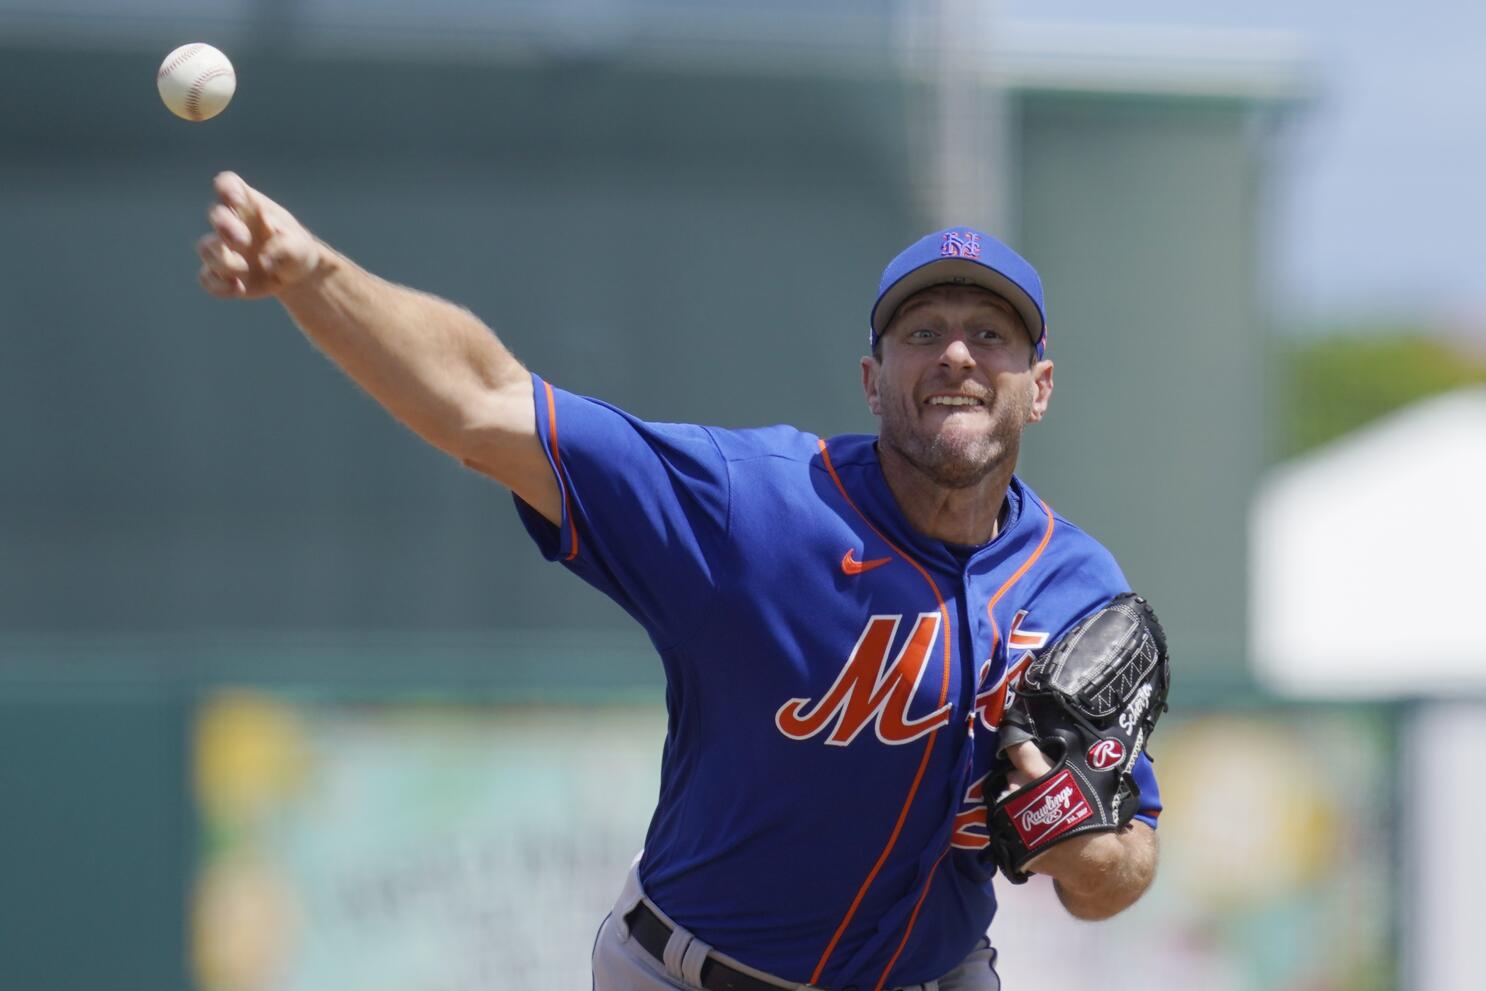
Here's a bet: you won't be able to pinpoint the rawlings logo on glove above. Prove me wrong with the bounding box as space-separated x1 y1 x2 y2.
1085 738 1124 770
986 593 1171 884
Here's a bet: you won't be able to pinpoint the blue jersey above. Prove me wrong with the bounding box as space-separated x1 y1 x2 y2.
514 377 1162 989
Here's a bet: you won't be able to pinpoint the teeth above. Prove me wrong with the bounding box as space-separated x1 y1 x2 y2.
928 396 983 407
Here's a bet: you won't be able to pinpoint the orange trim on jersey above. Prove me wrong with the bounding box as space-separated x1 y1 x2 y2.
809 439 953 986
543 380 579 562
986 500 1055 615
873 501 1057 986
835 499 1057 986
972 504 1056 727
874 844 954 991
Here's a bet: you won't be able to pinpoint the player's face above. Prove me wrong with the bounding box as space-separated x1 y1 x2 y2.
862 285 1053 489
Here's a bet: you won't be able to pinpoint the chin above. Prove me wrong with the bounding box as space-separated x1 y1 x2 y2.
880 408 1018 486
914 438 1008 489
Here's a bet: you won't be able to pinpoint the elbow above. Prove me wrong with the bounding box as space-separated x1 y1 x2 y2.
1050 824 1159 921
1055 875 1153 921
444 378 536 462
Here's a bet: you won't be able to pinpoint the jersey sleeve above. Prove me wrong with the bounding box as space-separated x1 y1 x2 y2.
1130 752 1161 828
512 374 730 648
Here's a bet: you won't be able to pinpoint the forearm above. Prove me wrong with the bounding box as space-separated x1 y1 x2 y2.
278 244 529 457
199 172 559 517
1043 822 1158 921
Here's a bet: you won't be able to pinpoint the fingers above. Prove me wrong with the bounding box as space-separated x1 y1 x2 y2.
195 231 257 298
1003 741 1053 791
208 203 251 250
197 173 260 298
197 264 243 298
212 171 252 216
196 233 251 278
212 170 273 240
201 172 319 297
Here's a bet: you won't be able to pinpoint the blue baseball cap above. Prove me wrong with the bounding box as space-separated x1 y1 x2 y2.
869 227 1047 358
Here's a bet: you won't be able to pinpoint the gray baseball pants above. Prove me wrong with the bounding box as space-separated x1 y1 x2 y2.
592 864 1001 991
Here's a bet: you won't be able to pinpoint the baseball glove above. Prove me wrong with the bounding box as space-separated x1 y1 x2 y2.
986 592 1170 884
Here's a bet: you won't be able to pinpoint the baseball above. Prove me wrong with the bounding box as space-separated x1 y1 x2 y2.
157 43 236 122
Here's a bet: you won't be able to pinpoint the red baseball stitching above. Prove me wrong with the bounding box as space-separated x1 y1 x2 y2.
157 44 204 81
185 67 232 120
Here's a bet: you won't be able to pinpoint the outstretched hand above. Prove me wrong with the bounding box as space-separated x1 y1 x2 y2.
197 172 323 299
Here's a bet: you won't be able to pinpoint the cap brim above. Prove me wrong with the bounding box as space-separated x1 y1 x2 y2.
870 258 1045 350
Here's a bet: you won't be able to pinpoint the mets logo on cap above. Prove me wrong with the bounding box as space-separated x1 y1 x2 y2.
940 230 982 259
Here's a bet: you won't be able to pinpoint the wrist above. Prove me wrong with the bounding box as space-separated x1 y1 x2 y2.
273 238 339 304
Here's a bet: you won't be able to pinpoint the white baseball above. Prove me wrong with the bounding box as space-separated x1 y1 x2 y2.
157 43 236 122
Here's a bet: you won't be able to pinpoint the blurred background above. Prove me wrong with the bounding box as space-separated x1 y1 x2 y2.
2 1 1483 989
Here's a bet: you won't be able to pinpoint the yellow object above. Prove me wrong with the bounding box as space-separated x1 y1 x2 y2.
194 691 308 827
1160 715 1339 908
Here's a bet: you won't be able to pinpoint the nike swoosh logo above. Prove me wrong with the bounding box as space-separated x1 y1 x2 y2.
841 548 892 575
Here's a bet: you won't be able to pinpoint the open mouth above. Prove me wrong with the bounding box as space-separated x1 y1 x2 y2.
925 395 986 408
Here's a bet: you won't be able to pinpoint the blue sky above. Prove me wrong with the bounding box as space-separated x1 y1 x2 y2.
1006 0 1486 334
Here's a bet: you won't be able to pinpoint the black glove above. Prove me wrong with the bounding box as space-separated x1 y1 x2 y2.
986 593 1170 883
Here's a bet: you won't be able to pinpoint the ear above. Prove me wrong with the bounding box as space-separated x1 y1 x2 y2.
1025 359 1054 423
861 355 882 416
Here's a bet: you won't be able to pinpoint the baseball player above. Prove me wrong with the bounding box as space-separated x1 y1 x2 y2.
196 172 1169 991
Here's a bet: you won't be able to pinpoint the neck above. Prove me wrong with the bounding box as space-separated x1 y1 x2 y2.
876 443 1015 545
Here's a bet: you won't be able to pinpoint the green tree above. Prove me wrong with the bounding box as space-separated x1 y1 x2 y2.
1280 333 1486 458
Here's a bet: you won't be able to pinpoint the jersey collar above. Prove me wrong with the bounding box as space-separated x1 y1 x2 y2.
823 435 1029 574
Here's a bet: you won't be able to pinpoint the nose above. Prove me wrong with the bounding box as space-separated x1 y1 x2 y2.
939 335 974 369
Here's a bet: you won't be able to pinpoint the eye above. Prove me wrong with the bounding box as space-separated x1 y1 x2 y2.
908 327 938 341
974 327 1007 343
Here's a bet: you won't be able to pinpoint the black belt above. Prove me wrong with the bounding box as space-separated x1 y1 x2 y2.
624 902 792 991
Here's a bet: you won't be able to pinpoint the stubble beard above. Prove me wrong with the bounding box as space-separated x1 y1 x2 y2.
879 391 1027 490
